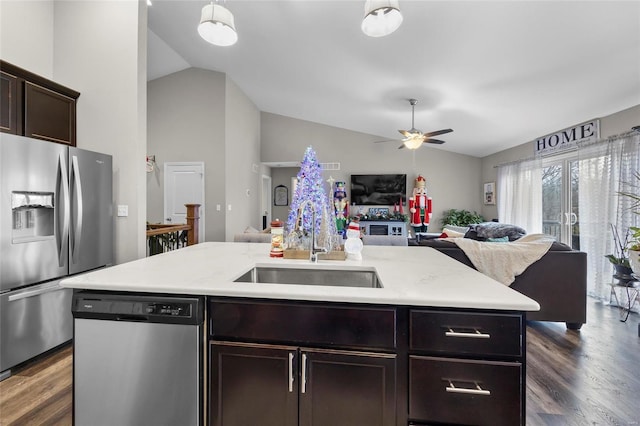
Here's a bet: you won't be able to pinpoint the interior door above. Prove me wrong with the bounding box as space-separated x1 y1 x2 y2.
164 162 204 242
542 155 579 249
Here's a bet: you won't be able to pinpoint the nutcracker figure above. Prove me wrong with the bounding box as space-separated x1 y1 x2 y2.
409 175 432 234
333 181 348 234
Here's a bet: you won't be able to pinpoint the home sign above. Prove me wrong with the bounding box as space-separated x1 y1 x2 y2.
534 119 600 156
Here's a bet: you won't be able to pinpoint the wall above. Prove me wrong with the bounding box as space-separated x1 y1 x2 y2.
224 78 261 240
0 0 53 78
1 0 146 264
480 104 640 221
261 112 483 231
147 68 226 242
53 0 147 264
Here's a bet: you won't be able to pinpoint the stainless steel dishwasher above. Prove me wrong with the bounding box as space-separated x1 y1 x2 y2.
72 291 205 426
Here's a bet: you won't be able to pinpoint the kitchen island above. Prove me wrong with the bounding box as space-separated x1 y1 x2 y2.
62 242 539 426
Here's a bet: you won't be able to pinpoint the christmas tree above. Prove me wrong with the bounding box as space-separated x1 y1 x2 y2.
286 146 329 237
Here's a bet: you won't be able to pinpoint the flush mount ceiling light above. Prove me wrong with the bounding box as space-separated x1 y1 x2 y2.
361 0 403 37
198 1 237 47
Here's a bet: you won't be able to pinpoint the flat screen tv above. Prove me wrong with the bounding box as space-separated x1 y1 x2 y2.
350 174 406 206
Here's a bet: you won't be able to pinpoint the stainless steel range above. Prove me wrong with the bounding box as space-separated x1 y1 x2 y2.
0 133 113 379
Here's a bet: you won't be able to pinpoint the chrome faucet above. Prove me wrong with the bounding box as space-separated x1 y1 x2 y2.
300 200 328 262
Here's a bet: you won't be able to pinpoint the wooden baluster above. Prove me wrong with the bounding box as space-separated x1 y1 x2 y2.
185 204 201 246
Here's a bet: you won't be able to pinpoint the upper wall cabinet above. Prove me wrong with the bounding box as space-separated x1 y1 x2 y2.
1 60 79 146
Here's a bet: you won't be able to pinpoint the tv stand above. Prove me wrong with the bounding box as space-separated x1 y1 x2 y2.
359 220 407 237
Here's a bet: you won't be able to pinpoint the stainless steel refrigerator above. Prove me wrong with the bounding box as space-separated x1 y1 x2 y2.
0 133 113 378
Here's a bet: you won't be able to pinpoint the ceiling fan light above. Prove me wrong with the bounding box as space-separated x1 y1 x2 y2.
362 0 403 37
198 2 237 47
403 136 423 150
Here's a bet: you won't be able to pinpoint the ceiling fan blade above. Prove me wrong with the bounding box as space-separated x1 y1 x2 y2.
398 130 411 137
373 139 399 143
423 128 453 138
424 138 446 144
397 144 405 149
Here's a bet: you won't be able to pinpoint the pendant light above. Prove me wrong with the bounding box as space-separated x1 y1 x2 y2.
198 1 237 47
361 0 403 37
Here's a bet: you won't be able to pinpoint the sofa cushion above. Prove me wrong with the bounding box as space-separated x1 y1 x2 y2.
466 222 526 241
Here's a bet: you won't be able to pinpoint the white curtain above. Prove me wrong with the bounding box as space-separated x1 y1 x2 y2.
497 157 543 234
578 132 640 300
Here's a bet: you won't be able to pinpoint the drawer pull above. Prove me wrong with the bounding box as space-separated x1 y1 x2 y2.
445 328 490 339
288 352 294 393
301 353 308 394
445 380 491 396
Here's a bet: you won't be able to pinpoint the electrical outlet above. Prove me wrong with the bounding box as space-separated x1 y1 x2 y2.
216 204 221 211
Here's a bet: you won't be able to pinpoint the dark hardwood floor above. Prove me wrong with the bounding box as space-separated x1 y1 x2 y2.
1 298 638 426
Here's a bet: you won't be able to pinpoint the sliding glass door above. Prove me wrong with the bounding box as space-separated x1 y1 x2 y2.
542 154 580 249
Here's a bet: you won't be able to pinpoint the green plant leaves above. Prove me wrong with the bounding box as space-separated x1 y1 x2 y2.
440 209 485 226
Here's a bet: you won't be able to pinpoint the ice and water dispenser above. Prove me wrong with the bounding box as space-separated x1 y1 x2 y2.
11 191 55 243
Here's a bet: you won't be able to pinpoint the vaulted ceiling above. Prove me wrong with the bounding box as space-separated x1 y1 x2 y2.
148 1 640 157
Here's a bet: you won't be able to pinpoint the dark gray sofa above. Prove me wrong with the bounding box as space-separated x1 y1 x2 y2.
413 239 587 330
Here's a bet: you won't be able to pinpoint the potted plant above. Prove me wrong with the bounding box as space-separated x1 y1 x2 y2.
605 224 633 278
618 171 640 274
440 209 485 227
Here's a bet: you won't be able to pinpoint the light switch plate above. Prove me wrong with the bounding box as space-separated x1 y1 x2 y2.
117 205 128 217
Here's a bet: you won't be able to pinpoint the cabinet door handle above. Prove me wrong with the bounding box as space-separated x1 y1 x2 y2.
301 353 307 394
445 380 491 396
288 352 294 393
445 328 490 339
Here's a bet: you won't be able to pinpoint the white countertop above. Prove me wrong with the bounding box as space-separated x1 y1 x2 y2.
61 242 540 311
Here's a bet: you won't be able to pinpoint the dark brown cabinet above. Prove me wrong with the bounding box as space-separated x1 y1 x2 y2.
299 348 396 426
1 71 18 134
0 60 79 146
208 298 527 426
210 342 396 426
408 309 526 426
210 342 298 426
209 299 397 426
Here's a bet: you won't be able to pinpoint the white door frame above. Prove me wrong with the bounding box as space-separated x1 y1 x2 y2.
261 174 272 229
164 162 205 243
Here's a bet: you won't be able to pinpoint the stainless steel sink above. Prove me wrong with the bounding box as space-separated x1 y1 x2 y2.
234 266 382 288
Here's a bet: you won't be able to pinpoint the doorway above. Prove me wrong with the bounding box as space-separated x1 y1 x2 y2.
542 154 579 249
261 175 272 230
164 162 205 243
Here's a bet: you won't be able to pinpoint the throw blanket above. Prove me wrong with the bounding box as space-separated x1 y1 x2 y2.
445 234 554 285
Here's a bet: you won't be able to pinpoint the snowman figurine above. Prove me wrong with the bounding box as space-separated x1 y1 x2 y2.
344 221 363 261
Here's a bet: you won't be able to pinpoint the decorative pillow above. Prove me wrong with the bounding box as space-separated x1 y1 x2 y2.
443 225 471 234
442 228 465 238
464 228 482 240
487 236 509 243
244 226 260 233
468 222 526 241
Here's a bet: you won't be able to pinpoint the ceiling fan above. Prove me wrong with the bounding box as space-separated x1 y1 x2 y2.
376 99 453 149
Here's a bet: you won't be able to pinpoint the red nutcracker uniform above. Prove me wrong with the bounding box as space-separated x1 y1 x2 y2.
409 175 432 233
